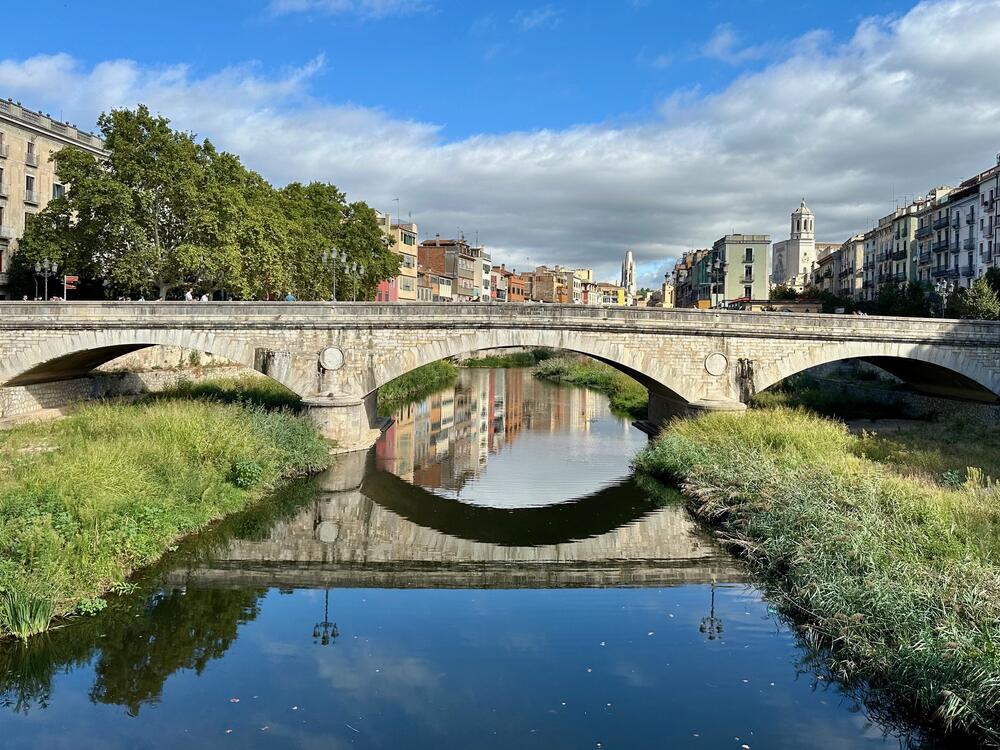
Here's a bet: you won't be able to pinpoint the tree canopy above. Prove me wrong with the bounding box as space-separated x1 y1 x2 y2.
13 105 399 300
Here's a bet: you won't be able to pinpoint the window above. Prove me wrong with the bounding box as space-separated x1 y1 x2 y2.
52 183 65 200
744 248 753 263
400 277 415 292
402 232 416 246
402 254 416 269
744 285 752 299
25 174 36 203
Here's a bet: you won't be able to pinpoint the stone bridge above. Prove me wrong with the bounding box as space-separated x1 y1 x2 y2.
2 301 999 451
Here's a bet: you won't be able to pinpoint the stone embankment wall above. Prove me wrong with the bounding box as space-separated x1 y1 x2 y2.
0 346 253 425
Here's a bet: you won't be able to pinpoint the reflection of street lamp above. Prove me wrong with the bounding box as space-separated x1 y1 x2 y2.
935 279 955 317
699 581 724 640
34 258 58 299
312 589 338 646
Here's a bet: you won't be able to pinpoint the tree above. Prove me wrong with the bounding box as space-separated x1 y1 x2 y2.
950 278 1000 320
876 281 932 317
770 284 799 300
280 183 400 300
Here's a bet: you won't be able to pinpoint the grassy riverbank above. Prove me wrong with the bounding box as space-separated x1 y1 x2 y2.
0 396 329 641
533 357 648 418
377 360 458 414
461 349 555 368
635 408 1000 743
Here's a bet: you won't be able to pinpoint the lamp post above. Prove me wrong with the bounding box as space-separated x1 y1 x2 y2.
699 581 724 641
349 261 365 302
312 589 338 646
322 247 345 301
34 258 59 300
935 279 955 317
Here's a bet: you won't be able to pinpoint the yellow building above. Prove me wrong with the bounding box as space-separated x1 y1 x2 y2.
375 211 418 302
596 282 627 305
0 99 107 298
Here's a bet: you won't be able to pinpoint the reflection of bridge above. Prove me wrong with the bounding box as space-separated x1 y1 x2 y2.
167 455 743 589
4 302 999 451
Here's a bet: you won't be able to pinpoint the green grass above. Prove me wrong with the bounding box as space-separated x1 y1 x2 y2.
635 408 1000 744
533 357 648 418
461 349 555 368
158 375 302 411
0 397 330 639
377 360 458 414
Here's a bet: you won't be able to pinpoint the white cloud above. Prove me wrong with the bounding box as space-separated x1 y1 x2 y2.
512 5 562 31
2 0 1000 289
700 22 772 63
268 0 430 19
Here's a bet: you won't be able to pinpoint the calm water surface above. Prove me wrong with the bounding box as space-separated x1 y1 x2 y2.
0 368 934 748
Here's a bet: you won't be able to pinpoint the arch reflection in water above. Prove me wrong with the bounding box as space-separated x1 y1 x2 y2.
375 368 646 508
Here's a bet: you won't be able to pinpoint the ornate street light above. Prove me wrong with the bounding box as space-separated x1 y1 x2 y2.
34 258 59 300
699 581 724 641
935 279 956 317
312 588 338 646
322 247 346 301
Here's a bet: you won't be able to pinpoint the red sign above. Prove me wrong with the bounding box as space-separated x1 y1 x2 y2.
64 275 79 290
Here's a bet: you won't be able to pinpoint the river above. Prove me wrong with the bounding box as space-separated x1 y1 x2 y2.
0 368 938 748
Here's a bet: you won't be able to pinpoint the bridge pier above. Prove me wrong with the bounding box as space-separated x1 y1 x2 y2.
647 392 747 431
302 392 384 454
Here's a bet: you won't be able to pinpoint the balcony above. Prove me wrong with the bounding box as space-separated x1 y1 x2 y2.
890 248 907 261
0 144 8 158
932 267 959 279
966 213 976 225
918 251 932 264
0 225 14 239
932 216 950 230
915 224 932 239
963 237 976 251
960 264 976 277
25 151 38 168
932 239 952 253
24 189 38 205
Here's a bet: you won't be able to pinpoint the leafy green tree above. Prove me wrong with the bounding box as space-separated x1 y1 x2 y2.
876 281 932 317
984 267 1000 300
280 183 400 300
950 278 1000 320
770 284 799 300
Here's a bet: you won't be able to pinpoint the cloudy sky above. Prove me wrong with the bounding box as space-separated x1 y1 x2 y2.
3 0 1000 287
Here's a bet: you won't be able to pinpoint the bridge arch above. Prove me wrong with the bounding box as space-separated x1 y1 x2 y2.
0 328 308 397
752 340 1000 403
364 328 696 404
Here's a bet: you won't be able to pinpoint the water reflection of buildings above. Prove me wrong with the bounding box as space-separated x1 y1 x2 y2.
376 369 603 497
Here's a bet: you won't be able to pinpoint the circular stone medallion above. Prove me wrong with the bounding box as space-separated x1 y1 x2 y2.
319 346 345 371
704 352 729 377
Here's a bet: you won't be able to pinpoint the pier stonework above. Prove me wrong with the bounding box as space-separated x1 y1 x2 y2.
1 302 999 452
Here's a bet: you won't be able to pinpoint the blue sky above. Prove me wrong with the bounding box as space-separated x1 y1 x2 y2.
3 0 999 286
8 0 909 139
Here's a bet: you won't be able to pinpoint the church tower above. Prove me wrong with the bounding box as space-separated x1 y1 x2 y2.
621 250 636 298
789 199 816 287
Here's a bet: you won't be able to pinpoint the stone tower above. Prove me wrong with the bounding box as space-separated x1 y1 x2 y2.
621 250 636 298
770 199 817 290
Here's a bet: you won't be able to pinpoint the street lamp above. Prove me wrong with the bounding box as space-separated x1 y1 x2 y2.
34 258 59 300
699 581 724 641
312 589 338 646
321 247 346 301
935 279 955 317
349 261 365 302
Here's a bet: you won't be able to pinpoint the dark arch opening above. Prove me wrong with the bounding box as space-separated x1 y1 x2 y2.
5 344 154 386
758 357 998 410
377 345 685 413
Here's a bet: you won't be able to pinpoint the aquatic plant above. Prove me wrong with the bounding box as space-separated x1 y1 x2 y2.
0 592 54 642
